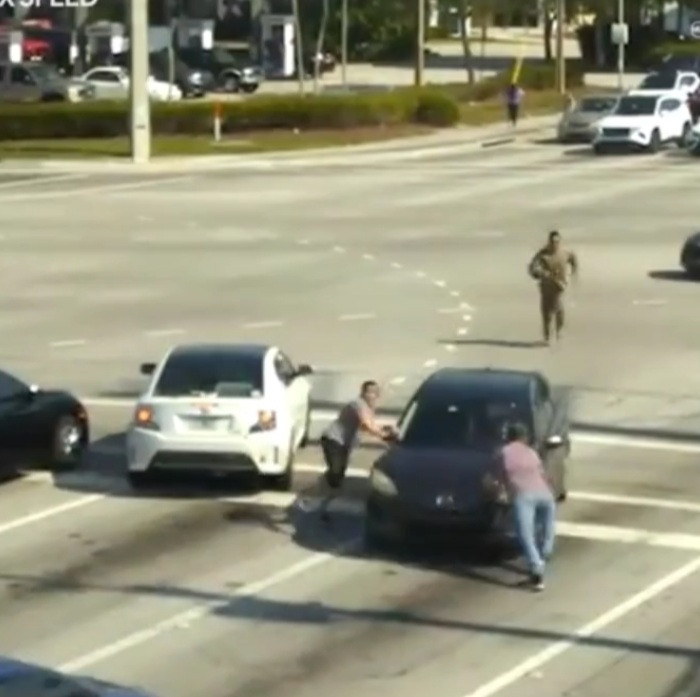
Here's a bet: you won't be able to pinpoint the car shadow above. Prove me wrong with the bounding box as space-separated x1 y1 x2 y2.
648 269 697 282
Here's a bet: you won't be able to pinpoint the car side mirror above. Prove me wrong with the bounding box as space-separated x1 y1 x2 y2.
140 362 156 376
546 434 564 448
296 364 313 376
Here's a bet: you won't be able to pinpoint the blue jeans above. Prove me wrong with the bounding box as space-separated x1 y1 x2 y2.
512 491 556 576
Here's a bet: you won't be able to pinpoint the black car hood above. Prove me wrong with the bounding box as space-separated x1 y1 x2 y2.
380 445 494 507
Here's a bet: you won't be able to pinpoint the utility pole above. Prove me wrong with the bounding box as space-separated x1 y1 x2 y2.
616 0 625 90
414 0 424 86
129 0 151 163
291 0 305 93
555 0 565 93
341 0 348 87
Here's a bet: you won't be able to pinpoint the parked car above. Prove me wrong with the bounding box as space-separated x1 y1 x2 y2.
634 69 700 95
556 93 620 143
77 65 181 101
0 655 154 696
0 367 89 474
592 91 693 153
126 343 312 490
364 368 570 551
652 53 700 76
680 231 700 277
305 50 336 76
0 61 93 102
178 46 262 93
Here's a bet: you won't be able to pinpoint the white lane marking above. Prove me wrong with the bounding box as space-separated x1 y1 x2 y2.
0 173 86 191
450 290 460 297
423 359 438 368
338 313 376 321
444 344 457 352
556 521 700 551
460 302 473 310
434 280 447 288
416 271 426 278
333 246 345 253
389 376 406 386
391 262 402 269
0 495 104 535
49 339 86 348
570 491 700 513
58 537 359 673
362 253 375 260
144 328 185 338
297 239 310 245
633 299 667 307
462 314 472 322
461 555 700 697
241 320 284 329
0 175 194 201
457 327 469 335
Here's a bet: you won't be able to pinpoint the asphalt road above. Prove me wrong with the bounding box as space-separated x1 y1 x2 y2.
1 126 700 696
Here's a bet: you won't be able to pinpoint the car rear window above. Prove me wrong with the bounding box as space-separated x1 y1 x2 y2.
153 352 264 397
614 96 657 115
639 72 676 89
399 397 529 449
578 97 617 112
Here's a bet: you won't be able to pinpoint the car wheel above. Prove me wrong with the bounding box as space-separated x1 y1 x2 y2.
265 439 295 491
678 122 691 147
299 406 311 449
648 128 661 153
222 74 240 92
50 415 85 470
593 143 604 155
241 84 258 94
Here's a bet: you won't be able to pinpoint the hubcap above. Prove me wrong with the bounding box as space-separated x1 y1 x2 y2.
59 423 81 456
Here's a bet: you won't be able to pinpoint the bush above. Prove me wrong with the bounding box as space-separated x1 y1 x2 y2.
0 88 460 141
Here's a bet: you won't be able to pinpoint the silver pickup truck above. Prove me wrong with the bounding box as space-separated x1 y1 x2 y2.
0 62 94 103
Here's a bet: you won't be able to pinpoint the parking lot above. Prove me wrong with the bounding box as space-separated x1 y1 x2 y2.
1 131 699 696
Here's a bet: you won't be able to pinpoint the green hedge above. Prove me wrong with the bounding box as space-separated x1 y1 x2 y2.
0 88 460 140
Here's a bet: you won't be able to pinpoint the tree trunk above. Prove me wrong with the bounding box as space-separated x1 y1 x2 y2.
457 0 475 84
543 1 553 62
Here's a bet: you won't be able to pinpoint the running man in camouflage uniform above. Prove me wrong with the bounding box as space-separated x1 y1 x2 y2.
528 230 578 345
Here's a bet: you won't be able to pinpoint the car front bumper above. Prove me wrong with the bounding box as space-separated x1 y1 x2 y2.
126 427 288 476
366 493 513 542
593 130 656 151
558 124 596 142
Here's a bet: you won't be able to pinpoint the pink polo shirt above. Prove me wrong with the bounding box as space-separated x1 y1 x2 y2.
496 441 550 496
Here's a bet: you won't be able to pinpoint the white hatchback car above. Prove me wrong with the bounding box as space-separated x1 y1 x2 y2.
592 91 693 153
126 343 312 490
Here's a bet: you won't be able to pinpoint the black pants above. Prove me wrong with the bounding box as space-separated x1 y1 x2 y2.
507 103 519 125
320 437 350 489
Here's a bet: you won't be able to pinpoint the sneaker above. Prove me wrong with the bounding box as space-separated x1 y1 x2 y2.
530 573 545 591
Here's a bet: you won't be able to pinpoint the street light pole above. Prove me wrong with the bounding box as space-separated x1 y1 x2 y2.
555 0 565 93
291 0 304 93
129 0 151 163
617 0 625 90
414 0 424 86
341 0 348 87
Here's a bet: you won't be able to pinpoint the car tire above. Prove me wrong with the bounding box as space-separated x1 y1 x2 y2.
128 470 157 490
222 74 240 92
241 84 258 94
648 128 661 153
50 415 86 470
299 406 311 449
593 143 604 155
678 121 691 147
265 439 295 491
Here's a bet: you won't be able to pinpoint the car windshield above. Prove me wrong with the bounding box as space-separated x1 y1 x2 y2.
399 397 529 449
639 72 676 89
26 63 62 83
578 97 617 112
153 352 264 397
614 96 657 115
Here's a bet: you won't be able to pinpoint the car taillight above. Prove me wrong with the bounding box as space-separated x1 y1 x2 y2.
251 410 276 432
134 405 159 430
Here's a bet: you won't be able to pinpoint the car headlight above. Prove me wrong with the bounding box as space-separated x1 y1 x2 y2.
190 71 202 83
370 469 398 496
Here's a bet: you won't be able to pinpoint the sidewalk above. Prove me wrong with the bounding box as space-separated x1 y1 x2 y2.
0 114 559 174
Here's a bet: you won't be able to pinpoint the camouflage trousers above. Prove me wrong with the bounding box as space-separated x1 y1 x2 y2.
540 288 565 341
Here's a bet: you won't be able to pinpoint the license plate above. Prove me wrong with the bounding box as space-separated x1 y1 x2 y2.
189 417 229 431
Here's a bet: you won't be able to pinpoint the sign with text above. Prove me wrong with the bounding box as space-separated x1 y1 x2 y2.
0 0 98 8
690 20 700 39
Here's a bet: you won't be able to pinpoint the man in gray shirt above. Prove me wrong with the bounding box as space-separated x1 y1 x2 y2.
317 380 395 522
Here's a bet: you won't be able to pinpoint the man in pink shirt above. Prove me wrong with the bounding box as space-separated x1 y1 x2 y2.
493 421 556 591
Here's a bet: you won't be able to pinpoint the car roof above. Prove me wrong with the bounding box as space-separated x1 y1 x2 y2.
416 367 536 400
166 343 272 362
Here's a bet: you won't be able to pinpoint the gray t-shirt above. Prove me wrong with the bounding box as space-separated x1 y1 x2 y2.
322 397 370 448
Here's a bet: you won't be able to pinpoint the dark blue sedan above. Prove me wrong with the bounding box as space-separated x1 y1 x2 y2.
0 655 154 696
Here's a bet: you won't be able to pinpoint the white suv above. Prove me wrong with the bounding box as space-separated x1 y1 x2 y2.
592 91 692 154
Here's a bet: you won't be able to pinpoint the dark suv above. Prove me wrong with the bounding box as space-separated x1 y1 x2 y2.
178 47 262 93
